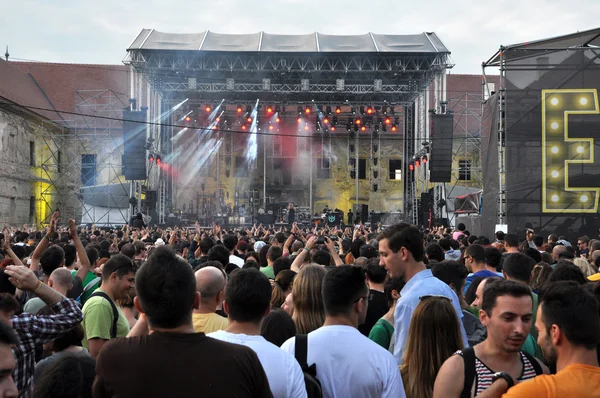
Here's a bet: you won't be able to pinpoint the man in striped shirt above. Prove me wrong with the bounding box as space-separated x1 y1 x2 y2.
433 279 548 397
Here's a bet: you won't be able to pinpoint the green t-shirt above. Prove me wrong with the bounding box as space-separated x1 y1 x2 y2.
71 270 100 304
368 318 394 350
260 266 275 280
81 289 130 349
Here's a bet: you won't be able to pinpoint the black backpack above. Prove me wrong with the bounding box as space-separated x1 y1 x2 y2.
88 291 119 338
459 347 543 398
294 334 322 398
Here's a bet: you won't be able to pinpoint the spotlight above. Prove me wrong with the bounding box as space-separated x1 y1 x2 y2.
361 126 366 132
415 159 421 167
276 117 280 123
326 106 332 114
297 117 302 123
269 125 274 130
247 117 253 123
333 116 338 125
355 118 362 125
304 125 309 131
156 155 162 165
298 106 303 115
205 105 212 113
390 107 395 115
360 106 365 115
367 106 373 115
336 106 342 114
237 105 243 113
212 125 217 130
305 107 311 114
391 125 398 132
242 125 246 130
216 117 221 122
148 153 154 162
267 106 273 114
331 126 336 131
385 117 391 125
246 105 252 114
323 118 329 124
185 116 191 122
422 155 428 163
409 163 414 171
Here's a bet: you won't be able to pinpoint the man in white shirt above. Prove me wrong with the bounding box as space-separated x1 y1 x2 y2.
378 223 468 364
281 266 405 398
209 269 306 398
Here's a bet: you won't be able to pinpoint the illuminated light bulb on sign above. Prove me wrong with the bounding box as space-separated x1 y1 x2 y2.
551 122 559 130
551 194 559 203
577 146 584 154
580 97 588 105
551 170 559 178
581 195 589 203
551 146 559 154
550 97 559 106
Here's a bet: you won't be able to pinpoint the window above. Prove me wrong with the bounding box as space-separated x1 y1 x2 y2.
459 160 471 181
29 141 35 166
349 158 367 180
57 150 62 173
316 158 330 179
81 154 97 186
234 156 249 178
389 159 403 180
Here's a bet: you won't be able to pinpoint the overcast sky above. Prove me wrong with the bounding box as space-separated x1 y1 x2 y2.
1 0 599 74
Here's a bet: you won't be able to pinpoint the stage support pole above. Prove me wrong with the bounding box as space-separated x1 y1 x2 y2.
309 140 313 214
263 134 267 207
355 130 359 207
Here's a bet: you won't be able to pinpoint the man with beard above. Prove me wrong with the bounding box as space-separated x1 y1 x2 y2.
377 223 467 364
433 279 548 398
502 281 600 397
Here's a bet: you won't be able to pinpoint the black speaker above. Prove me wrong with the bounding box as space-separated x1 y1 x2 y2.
429 114 454 182
420 193 433 227
361 204 368 222
145 190 157 211
123 110 147 180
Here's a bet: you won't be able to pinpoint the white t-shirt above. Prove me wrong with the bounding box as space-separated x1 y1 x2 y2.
208 331 307 398
281 325 405 398
229 254 245 268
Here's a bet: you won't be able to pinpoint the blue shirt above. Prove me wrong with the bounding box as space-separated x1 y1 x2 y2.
393 269 468 364
464 270 504 294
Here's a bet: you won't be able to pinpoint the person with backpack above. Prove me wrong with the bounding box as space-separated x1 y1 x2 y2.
433 279 549 397
281 266 405 398
81 254 137 358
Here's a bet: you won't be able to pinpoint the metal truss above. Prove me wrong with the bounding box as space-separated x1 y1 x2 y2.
404 104 417 224
37 89 131 225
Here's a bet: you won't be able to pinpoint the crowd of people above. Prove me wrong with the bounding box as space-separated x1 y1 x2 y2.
1 214 600 397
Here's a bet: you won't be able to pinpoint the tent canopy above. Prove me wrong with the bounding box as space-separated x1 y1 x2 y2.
128 29 449 54
485 27 600 66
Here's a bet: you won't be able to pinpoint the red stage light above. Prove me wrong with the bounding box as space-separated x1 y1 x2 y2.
276 118 280 123
297 118 302 123
422 156 428 163
415 160 421 167
237 107 243 113
355 119 362 125
305 107 311 114
267 107 273 113
409 163 414 171
323 118 329 124
247 117 252 123
331 126 336 131
157 158 161 165
212 125 217 130
361 126 366 132
185 116 191 122
216 117 221 122
384 118 391 125
391 125 397 132
269 125 274 130
148 155 154 163
205 106 211 113
242 125 246 130
335 106 341 114
367 107 373 115
304 125 309 131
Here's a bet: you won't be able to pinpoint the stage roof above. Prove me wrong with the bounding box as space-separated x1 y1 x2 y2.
128 29 449 54
485 27 600 66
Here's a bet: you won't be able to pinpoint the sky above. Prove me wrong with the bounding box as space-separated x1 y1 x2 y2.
1 0 600 74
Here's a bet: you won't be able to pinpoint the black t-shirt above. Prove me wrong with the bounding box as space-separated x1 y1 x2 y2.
94 331 273 398
358 289 389 336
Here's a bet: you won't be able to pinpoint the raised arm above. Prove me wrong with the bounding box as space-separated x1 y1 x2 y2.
324 237 344 266
30 211 59 272
70 219 91 282
2 226 23 266
291 236 317 272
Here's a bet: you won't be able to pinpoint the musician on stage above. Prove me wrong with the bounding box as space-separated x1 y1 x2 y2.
287 202 296 225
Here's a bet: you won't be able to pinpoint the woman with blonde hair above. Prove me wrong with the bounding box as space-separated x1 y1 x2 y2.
400 296 464 398
573 257 597 277
292 264 326 334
